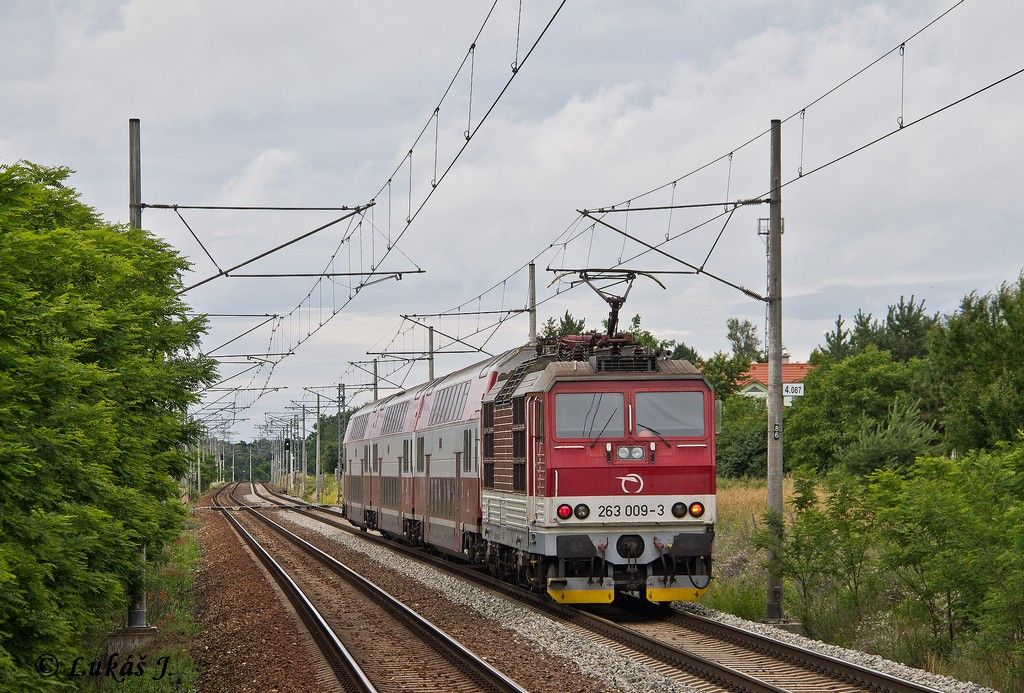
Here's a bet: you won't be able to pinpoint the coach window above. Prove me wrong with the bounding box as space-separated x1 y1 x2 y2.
555 393 624 439
635 391 705 437
416 436 425 473
372 443 379 473
462 429 472 473
402 439 410 473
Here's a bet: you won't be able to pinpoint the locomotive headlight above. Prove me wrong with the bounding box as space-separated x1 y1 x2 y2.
574 503 590 520
688 502 706 518
630 446 645 460
556 503 573 520
671 502 687 518
617 446 631 460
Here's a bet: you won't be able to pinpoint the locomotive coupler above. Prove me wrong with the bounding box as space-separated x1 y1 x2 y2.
597 541 608 585
654 538 677 586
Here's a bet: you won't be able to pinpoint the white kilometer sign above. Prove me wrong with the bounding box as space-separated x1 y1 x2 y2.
783 382 805 396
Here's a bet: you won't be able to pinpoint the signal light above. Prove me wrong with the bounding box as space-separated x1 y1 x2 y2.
671 502 687 518
688 502 705 518
556 503 573 520
574 503 590 519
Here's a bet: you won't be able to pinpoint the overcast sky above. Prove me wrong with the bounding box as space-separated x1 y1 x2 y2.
3 1 1022 439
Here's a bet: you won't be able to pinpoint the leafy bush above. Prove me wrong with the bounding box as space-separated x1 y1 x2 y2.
0 162 214 688
927 274 1024 454
752 443 1024 688
716 396 767 477
786 347 918 470
836 397 940 475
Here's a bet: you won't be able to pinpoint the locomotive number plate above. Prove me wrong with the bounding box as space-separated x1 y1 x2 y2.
595 503 665 519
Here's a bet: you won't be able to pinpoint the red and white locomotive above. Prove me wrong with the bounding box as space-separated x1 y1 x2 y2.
342 333 718 604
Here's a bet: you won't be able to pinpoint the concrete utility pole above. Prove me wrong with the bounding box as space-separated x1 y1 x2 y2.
372 359 379 401
231 443 235 483
337 383 344 504
129 118 142 230
315 393 322 504
528 262 537 342
286 420 293 494
125 118 153 638
428 326 435 381
766 118 786 622
301 406 307 498
249 446 252 483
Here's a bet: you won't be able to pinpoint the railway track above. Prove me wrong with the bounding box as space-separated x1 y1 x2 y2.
253 483 944 693
210 485 374 692
214 483 526 693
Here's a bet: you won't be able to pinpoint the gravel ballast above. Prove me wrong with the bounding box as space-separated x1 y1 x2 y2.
276 509 697 692
674 602 996 693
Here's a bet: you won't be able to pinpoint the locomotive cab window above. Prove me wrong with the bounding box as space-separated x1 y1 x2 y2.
635 391 705 437
554 392 624 439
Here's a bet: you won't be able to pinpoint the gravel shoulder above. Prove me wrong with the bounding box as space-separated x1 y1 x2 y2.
193 502 335 692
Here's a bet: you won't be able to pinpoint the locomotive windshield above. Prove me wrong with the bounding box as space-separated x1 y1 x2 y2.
635 391 705 437
555 392 624 439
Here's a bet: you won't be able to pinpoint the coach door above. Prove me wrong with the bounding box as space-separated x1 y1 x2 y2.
400 438 411 518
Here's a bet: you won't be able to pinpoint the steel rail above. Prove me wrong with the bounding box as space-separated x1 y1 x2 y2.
660 605 944 693
254 484 946 693
210 485 377 693
252 485 779 693
228 485 526 693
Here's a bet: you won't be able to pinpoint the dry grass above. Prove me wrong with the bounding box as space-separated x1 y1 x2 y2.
714 477 794 574
697 477 794 619
296 474 343 504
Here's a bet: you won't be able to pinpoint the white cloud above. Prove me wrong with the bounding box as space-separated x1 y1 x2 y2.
4 0 1023 436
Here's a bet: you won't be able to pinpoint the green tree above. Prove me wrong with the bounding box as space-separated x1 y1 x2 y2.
814 296 935 363
871 451 1012 655
670 341 702 364
619 314 677 353
726 317 764 364
786 347 917 471
715 395 767 477
0 162 214 688
927 274 1024 453
540 310 586 338
836 397 941 475
876 295 937 361
301 409 354 475
818 315 853 361
700 351 749 399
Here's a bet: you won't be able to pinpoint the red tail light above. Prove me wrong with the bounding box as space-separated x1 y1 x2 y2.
556 503 573 520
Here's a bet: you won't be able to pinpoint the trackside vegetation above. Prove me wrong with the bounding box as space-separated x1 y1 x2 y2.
692 280 1024 690
0 162 215 690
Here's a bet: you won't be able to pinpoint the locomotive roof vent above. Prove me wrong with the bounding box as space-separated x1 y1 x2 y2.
590 351 659 372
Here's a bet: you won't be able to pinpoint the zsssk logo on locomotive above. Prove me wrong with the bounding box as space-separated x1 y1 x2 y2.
615 473 644 494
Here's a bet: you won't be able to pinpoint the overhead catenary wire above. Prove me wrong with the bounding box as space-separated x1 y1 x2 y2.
597 0 968 211
184 1 565 422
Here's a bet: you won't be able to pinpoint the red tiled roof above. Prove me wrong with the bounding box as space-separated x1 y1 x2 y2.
739 362 814 388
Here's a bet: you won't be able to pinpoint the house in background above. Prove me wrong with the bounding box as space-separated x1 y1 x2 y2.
738 355 814 406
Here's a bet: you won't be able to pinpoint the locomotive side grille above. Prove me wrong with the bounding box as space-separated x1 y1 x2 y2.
591 353 659 372
494 361 534 405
